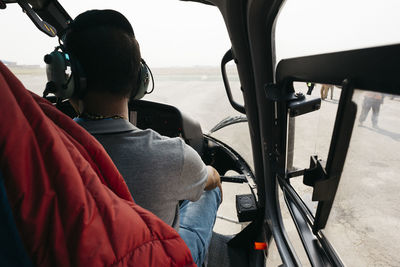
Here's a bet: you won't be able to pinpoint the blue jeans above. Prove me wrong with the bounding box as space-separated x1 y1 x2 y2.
179 188 221 266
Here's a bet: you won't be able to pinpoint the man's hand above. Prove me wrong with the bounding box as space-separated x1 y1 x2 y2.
204 166 223 203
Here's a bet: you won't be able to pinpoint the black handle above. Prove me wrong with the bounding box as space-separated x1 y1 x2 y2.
221 49 246 114
220 175 247 183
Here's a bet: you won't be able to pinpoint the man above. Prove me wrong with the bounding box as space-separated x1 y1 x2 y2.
359 91 384 128
320 84 334 100
65 10 222 266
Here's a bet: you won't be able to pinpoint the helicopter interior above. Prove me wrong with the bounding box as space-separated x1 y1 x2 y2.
1 0 400 266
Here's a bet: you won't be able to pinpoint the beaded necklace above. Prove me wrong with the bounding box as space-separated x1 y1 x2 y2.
79 112 126 120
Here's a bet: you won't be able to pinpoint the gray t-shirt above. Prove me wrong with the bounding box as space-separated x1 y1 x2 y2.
75 118 208 230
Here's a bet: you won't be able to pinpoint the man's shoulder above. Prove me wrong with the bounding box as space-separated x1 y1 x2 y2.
125 128 187 160
133 127 184 146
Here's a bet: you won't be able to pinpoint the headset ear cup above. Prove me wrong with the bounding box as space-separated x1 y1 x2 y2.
44 51 68 98
133 61 150 100
44 48 87 100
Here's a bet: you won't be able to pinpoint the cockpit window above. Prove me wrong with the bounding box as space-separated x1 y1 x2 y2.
322 89 400 266
287 82 340 216
275 0 400 62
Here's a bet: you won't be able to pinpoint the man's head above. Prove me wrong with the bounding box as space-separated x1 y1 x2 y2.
64 9 141 99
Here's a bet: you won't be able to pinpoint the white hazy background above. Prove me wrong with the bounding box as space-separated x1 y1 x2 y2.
1 0 400 67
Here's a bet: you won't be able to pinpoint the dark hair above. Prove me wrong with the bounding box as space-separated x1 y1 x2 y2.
64 10 141 97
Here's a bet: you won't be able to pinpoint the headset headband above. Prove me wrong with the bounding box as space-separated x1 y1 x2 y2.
67 9 135 37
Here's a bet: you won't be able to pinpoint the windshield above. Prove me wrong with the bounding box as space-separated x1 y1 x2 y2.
0 1 245 129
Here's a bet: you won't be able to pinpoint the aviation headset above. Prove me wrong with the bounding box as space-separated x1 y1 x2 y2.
44 9 153 101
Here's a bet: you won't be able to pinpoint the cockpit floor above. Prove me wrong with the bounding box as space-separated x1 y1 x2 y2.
206 232 250 267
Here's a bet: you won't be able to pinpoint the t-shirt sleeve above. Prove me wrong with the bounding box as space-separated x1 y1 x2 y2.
176 143 208 202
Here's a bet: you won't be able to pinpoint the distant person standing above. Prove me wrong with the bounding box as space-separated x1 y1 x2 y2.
358 92 384 128
320 84 334 100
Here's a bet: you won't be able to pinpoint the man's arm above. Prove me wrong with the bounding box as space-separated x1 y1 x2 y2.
204 166 223 202
178 142 223 202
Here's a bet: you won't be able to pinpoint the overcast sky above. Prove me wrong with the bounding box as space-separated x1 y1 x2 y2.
1 0 400 67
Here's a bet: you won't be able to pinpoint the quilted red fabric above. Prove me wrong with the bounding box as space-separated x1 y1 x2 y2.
0 62 195 267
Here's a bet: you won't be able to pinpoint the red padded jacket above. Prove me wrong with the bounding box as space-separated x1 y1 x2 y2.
0 62 195 267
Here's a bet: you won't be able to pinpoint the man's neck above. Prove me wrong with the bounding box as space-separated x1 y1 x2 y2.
81 91 129 119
